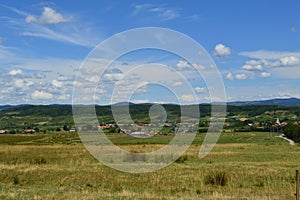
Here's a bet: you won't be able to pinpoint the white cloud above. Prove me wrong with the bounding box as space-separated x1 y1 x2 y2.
242 60 263 71
176 60 189 69
21 26 96 47
32 91 53 99
14 79 24 88
260 72 271 78
3 6 99 47
291 26 297 32
192 63 205 70
235 73 247 80
172 81 183 87
103 73 124 81
242 64 263 71
194 87 205 93
160 9 179 21
270 56 300 67
226 73 234 80
26 7 72 24
57 76 72 81
180 94 196 103
130 99 150 104
57 94 69 100
133 4 179 21
214 44 231 57
52 79 63 87
9 69 23 76
239 50 300 60
25 15 36 23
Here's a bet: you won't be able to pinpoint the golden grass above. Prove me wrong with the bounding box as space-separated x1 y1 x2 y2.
0 143 298 199
0 133 299 199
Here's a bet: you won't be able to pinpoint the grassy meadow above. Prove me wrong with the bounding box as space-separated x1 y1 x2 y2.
0 132 299 199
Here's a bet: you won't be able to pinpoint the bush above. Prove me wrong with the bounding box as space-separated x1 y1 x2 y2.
13 175 19 185
204 171 228 186
175 155 188 163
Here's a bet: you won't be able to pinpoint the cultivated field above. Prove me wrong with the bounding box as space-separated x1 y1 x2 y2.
0 132 299 199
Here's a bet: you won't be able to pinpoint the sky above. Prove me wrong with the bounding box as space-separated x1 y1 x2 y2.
0 0 300 105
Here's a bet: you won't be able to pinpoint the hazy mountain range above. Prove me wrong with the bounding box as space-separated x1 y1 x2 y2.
0 98 300 111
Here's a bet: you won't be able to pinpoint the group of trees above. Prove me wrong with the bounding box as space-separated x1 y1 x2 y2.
283 123 300 142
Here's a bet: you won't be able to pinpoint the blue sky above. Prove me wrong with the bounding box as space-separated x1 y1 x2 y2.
0 0 300 104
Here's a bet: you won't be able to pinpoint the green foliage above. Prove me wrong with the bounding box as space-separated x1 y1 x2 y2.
13 175 19 185
283 123 300 142
1 104 300 137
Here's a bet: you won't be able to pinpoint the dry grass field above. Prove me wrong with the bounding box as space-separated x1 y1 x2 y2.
0 132 299 200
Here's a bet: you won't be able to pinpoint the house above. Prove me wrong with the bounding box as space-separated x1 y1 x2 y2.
69 128 77 132
0 130 8 134
22 129 35 134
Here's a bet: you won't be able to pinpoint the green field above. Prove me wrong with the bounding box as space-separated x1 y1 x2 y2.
0 132 299 199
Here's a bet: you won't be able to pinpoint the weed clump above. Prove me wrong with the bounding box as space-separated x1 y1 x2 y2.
204 171 228 186
175 155 188 163
13 175 19 185
31 157 47 164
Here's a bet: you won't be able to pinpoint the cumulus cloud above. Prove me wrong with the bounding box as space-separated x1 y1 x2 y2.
271 56 300 67
52 80 63 87
235 73 247 80
260 72 271 78
242 60 263 71
32 91 53 99
103 73 124 81
194 87 205 93
226 73 234 80
26 7 72 24
214 44 231 57
242 64 263 71
176 60 189 69
9 69 23 76
14 79 24 88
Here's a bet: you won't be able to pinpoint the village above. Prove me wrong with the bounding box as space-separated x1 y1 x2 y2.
0 117 296 136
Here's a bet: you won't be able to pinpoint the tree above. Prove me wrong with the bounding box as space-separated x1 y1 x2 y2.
283 123 300 142
63 125 69 131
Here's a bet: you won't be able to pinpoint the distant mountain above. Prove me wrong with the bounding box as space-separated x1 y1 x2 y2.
112 102 135 106
0 105 28 111
0 98 299 111
228 98 300 106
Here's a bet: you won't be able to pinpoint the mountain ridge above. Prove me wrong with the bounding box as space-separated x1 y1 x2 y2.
0 98 300 111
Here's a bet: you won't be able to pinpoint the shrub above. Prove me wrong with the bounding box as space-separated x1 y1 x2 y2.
13 175 19 185
31 157 47 164
175 155 188 163
204 171 228 186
